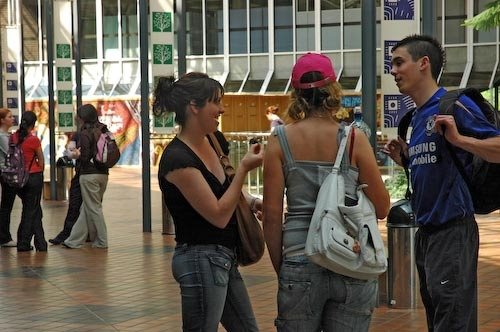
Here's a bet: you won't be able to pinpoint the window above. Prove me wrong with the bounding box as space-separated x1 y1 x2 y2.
81 0 97 59
297 0 314 12
444 0 466 44
468 45 496 89
22 1 40 61
206 0 224 55
230 1 247 54
274 0 292 52
473 0 496 43
296 0 314 50
103 1 119 59
186 0 203 55
321 0 341 50
121 0 138 58
343 0 361 49
250 1 268 53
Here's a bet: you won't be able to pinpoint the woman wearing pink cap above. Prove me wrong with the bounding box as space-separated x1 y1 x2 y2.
263 53 390 331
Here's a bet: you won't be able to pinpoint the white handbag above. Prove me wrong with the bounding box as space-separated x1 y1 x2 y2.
305 125 387 280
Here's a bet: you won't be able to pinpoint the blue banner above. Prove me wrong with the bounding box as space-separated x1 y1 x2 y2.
383 94 415 128
384 0 415 20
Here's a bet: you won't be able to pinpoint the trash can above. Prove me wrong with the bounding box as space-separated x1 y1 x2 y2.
386 199 419 309
56 156 75 201
162 197 175 235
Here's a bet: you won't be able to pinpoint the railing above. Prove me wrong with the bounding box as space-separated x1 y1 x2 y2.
224 132 270 197
224 131 403 197
152 131 403 197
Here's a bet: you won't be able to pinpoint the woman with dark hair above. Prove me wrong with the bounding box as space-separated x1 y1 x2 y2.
15 111 46 252
63 104 109 249
263 53 390 331
154 72 263 331
0 108 16 248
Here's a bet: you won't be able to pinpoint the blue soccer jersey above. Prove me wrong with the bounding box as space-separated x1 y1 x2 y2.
408 88 500 226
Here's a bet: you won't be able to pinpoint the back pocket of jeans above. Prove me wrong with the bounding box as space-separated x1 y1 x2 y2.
277 279 313 319
208 255 232 286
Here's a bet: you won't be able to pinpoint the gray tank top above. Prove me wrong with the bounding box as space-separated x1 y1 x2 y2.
274 124 360 257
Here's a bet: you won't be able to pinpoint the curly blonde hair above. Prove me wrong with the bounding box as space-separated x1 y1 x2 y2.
287 76 343 121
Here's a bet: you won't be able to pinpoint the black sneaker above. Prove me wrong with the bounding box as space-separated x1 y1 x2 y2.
49 238 62 245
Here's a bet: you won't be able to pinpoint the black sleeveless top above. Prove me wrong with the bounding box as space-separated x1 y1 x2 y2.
158 133 238 249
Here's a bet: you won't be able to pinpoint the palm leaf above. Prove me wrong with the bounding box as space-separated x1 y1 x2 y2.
464 0 500 31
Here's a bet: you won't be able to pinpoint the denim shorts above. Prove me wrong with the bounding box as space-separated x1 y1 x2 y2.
172 243 259 332
275 255 377 332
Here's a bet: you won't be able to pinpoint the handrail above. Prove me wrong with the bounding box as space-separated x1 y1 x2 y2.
151 131 401 196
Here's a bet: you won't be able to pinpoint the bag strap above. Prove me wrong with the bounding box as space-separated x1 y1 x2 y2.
207 132 224 157
439 98 475 194
333 125 351 171
274 125 295 166
207 132 235 180
348 125 355 163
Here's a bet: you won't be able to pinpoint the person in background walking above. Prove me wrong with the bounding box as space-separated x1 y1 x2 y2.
265 105 284 132
0 108 16 248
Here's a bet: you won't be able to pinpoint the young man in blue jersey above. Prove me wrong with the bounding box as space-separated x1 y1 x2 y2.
383 35 500 331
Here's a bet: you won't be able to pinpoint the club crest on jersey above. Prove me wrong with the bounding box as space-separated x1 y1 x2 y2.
425 116 436 136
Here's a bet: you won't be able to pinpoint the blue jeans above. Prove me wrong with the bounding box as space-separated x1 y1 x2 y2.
172 244 259 332
276 255 377 332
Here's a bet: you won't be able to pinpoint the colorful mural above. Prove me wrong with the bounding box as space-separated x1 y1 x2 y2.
25 99 142 166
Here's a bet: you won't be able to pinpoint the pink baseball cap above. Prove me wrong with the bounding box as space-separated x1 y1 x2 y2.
291 53 337 89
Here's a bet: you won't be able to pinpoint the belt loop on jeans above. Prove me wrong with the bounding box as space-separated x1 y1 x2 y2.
175 243 236 258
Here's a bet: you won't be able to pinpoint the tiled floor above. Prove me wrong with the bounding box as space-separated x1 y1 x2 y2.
0 167 499 331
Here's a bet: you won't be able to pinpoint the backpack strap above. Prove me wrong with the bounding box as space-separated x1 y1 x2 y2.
11 134 37 173
274 125 295 166
18 134 37 173
438 90 475 195
397 109 416 200
27 153 36 173
397 108 415 142
438 89 466 115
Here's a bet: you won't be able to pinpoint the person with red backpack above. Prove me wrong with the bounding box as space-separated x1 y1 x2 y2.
13 111 46 252
63 104 110 249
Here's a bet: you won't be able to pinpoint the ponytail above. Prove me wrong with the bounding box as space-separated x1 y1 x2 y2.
18 111 37 143
152 73 224 127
